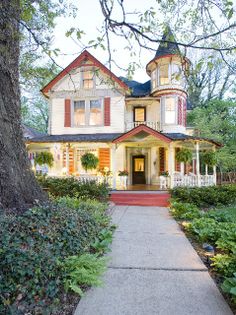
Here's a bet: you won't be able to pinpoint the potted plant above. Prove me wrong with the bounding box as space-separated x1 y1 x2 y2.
118 170 128 189
176 148 192 174
34 151 54 175
118 170 129 176
99 167 112 184
81 152 99 173
160 171 169 177
201 150 217 175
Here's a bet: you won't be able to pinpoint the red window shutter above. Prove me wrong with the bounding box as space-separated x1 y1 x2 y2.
99 148 110 170
175 148 181 172
159 147 165 174
183 99 187 126
178 97 183 125
64 99 71 127
104 97 111 126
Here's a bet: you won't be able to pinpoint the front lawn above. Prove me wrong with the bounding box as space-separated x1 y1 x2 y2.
170 185 236 309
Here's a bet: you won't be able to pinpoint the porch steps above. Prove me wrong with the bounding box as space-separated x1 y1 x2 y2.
110 191 170 207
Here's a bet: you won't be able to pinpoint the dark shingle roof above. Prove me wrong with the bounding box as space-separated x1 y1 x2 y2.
120 77 151 97
27 133 122 143
27 131 221 146
155 26 180 58
22 124 45 139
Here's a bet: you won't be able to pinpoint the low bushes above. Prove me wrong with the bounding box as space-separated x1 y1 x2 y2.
0 197 114 314
170 184 236 207
170 186 236 306
37 176 110 201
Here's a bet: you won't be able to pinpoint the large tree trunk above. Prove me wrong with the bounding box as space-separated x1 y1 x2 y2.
0 0 47 209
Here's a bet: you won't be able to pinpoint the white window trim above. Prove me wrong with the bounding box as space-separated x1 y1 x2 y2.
163 96 177 125
71 98 104 127
81 67 96 89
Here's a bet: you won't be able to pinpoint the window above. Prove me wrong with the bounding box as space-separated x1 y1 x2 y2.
159 64 169 85
74 101 85 126
151 69 157 89
89 100 102 125
134 107 145 122
165 97 176 124
171 63 181 84
83 70 93 89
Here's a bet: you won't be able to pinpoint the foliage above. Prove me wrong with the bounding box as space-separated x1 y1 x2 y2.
188 100 236 172
34 151 54 167
222 273 236 303
118 170 129 176
59 254 108 296
0 197 113 313
175 148 192 163
160 171 169 177
37 176 110 201
211 255 236 277
170 184 236 207
170 201 201 220
81 153 99 172
200 151 217 167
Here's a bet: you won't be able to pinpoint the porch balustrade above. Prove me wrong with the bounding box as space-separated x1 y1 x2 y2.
125 121 160 131
173 173 215 188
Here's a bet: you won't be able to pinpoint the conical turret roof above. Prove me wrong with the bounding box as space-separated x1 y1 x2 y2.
155 26 180 58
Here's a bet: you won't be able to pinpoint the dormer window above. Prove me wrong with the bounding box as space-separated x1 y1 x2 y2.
83 70 94 89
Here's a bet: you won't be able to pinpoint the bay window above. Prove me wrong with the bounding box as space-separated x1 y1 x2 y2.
165 97 176 124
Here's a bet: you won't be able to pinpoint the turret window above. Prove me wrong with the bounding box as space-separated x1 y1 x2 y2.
151 69 157 89
171 63 182 84
159 64 169 85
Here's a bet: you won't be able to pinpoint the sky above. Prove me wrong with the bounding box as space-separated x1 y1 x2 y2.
52 0 158 83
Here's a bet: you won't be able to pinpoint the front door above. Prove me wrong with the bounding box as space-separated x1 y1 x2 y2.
132 155 146 184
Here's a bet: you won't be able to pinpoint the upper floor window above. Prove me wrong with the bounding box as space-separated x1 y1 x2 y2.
134 107 146 122
73 99 103 127
171 63 182 84
165 97 176 124
159 64 169 85
89 100 102 125
151 70 157 89
83 70 94 89
74 100 85 126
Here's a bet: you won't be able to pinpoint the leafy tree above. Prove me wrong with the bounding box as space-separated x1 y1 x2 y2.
188 100 236 171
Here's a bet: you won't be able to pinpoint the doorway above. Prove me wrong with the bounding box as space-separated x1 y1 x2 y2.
132 155 146 184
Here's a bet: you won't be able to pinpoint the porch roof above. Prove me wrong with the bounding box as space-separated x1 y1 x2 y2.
26 128 221 147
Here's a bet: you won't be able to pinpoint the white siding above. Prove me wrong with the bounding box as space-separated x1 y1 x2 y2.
50 96 125 135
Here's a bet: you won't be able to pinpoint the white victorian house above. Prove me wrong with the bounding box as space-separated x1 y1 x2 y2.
27 28 220 190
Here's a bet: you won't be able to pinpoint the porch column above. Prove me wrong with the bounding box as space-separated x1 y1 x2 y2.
168 143 175 188
195 141 201 186
66 143 70 176
205 164 208 175
111 144 117 189
213 145 217 185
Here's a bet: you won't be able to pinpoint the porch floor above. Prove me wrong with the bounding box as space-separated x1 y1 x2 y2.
116 184 164 191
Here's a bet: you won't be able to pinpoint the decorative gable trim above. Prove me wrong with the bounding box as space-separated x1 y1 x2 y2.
41 50 129 95
112 124 172 143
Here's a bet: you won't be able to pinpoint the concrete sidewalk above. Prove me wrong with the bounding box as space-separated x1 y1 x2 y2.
75 206 233 315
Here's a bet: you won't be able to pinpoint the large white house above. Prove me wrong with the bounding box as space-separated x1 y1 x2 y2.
27 28 220 189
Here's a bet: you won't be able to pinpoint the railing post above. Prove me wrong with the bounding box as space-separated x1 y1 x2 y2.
168 143 175 188
195 141 201 187
111 144 117 190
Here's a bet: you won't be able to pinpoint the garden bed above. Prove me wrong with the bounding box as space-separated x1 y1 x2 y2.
170 185 236 313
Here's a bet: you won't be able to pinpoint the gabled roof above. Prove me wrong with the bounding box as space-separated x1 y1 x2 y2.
22 124 45 140
155 26 180 58
120 77 151 97
41 50 129 95
112 124 172 143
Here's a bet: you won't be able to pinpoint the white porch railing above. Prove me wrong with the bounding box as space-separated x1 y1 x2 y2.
173 173 215 188
125 121 160 131
75 175 113 187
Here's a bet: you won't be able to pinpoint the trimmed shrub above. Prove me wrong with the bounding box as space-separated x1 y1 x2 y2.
170 184 236 207
170 201 202 220
0 198 113 314
37 176 110 201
